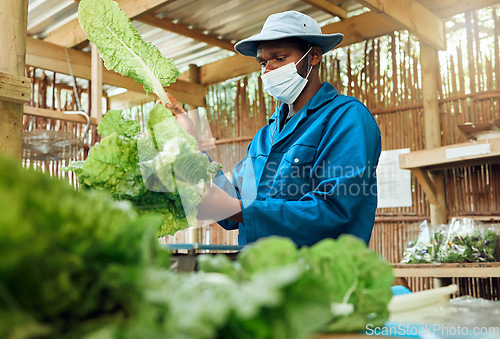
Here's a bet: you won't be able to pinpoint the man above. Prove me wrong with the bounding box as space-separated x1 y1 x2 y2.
167 11 381 247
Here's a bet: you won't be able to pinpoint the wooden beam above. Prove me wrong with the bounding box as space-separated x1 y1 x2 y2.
421 45 442 149
44 0 170 47
107 91 157 111
0 0 28 158
24 105 97 125
199 54 260 85
323 11 402 47
411 168 438 206
356 0 445 50
419 0 500 19
413 43 446 224
0 72 31 105
137 14 235 51
301 0 347 19
26 37 206 107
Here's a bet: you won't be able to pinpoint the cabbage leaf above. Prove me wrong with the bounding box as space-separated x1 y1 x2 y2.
78 0 180 104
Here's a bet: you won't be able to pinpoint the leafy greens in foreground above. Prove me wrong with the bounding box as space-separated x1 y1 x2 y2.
198 236 395 334
0 152 167 337
0 155 393 339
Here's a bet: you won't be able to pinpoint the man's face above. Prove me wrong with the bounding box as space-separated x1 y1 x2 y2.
256 39 309 77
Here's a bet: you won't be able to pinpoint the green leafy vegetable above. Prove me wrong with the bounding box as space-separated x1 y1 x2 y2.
401 221 436 264
0 152 167 338
97 109 141 138
236 236 299 278
437 228 498 263
78 0 180 104
198 235 395 335
65 108 221 237
303 236 394 332
71 0 222 237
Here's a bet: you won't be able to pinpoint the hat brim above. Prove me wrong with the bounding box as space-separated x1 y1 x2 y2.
234 31 344 57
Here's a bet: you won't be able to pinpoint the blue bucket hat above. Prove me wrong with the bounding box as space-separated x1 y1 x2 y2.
234 11 344 57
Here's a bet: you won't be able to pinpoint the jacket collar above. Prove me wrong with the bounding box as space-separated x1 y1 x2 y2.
268 83 339 146
267 82 339 125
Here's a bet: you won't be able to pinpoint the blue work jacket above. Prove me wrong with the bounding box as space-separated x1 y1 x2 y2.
216 82 381 247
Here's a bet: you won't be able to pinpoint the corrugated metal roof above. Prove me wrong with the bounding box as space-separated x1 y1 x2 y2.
28 0 78 38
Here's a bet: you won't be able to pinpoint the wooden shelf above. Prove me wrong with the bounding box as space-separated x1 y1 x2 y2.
398 138 500 206
24 105 97 125
399 138 500 171
393 262 500 278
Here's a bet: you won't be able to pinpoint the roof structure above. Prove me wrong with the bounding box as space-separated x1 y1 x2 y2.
25 0 499 107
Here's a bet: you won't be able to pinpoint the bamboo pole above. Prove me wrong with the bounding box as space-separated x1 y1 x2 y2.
0 0 29 158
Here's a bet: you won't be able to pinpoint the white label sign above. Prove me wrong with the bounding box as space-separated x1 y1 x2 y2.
376 148 412 208
445 143 491 159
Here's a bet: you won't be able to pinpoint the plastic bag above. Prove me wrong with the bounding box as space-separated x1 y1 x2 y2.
401 219 498 264
437 218 498 263
401 221 436 263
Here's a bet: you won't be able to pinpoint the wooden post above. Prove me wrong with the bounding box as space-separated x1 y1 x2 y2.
187 64 202 143
0 0 29 158
420 43 447 225
187 63 200 120
187 63 202 243
91 43 103 124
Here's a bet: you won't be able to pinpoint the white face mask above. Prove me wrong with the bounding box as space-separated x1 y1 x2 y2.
260 47 313 104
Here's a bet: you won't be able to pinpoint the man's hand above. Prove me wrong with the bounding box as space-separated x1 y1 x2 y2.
197 183 243 223
160 93 199 147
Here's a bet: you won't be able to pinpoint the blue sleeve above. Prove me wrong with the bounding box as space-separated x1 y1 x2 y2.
240 102 381 246
206 148 247 231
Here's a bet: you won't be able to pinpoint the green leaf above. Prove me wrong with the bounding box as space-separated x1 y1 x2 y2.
78 0 180 104
145 104 221 185
74 132 144 198
197 254 240 278
306 236 394 333
147 104 198 151
237 236 299 278
97 110 140 137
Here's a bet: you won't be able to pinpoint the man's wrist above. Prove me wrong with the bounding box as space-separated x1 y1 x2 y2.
226 198 243 223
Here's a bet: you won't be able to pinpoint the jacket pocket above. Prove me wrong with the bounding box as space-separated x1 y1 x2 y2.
269 145 317 199
282 144 316 166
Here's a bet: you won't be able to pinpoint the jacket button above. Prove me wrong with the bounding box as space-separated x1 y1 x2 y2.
294 158 299 163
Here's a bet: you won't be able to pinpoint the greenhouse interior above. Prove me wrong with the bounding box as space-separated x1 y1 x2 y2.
1 0 500 338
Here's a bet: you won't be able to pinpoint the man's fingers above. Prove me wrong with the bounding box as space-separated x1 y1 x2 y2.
166 92 181 106
165 103 186 116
